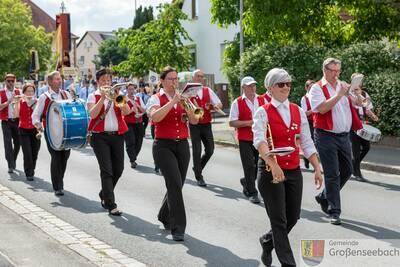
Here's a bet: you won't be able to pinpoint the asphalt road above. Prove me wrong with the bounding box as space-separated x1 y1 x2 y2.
0 132 399 267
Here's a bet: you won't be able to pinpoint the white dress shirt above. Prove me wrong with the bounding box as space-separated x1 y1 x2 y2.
5 89 16 119
252 98 317 159
309 77 352 133
300 93 311 112
196 87 222 106
87 90 119 132
146 89 177 112
32 88 72 126
128 95 146 110
229 94 262 122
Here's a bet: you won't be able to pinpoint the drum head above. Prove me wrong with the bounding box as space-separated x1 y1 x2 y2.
46 102 64 149
362 124 381 134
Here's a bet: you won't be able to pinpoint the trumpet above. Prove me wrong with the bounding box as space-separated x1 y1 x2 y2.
265 124 277 176
180 98 204 119
175 83 204 120
100 83 128 108
11 95 37 108
350 90 371 108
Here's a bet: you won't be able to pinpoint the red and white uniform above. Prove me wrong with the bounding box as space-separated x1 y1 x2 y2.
190 86 222 124
0 88 21 120
18 100 36 129
124 95 146 124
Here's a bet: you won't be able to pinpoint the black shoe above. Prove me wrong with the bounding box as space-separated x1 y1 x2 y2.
240 178 250 197
154 167 160 173
172 233 184 241
249 195 260 204
315 195 329 215
8 168 14 174
355 175 367 182
330 215 342 225
197 178 207 187
259 236 272 266
54 190 64 196
130 161 138 169
26 176 34 181
109 208 122 216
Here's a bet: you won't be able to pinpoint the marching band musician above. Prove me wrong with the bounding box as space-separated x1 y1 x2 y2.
124 82 146 169
300 79 315 169
349 73 379 182
309 58 363 225
0 74 21 173
87 68 130 216
147 66 199 241
32 71 72 196
189 69 222 187
13 83 40 181
229 76 266 204
253 68 323 267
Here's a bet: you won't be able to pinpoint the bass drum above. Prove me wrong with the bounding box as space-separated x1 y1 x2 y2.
46 99 89 151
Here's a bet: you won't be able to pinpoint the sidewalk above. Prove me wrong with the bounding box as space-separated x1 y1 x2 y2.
211 116 400 175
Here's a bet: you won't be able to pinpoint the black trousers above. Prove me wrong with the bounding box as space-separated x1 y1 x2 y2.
258 160 303 267
350 131 370 177
91 132 125 210
124 122 144 162
239 140 259 196
1 120 20 169
314 129 352 216
44 131 70 191
189 123 214 180
153 139 190 235
303 120 314 167
142 114 149 133
19 128 41 177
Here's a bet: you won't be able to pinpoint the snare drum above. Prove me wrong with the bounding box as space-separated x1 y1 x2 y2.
46 100 89 150
356 124 381 142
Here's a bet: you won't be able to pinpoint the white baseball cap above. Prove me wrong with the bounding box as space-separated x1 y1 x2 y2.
241 76 257 87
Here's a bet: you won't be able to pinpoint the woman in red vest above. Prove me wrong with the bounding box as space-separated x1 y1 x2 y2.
147 66 199 241
13 83 40 181
300 79 315 169
124 82 146 169
229 76 266 204
253 68 323 267
87 68 130 216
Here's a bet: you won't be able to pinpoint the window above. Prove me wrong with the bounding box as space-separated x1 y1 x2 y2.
79 56 84 65
188 44 197 70
191 0 198 19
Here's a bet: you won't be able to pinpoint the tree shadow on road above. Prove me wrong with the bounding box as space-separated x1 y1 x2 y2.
353 179 400 192
109 212 260 267
301 209 400 248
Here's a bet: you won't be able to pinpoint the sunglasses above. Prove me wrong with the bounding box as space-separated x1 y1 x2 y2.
275 82 291 88
6 80 15 83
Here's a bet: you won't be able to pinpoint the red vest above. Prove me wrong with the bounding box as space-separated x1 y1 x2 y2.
19 100 35 129
0 89 21 120
263 103 301 169
263 93 272 103
191 87 212 124
154 93 189 139
313 80 362 131
124 96 143 124
41 91 67 128
304 95 313 122
236 95 266 141
88 95 128 135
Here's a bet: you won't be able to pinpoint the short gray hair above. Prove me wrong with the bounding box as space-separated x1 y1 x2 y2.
264 68 292 88
192 69 202 78
47 71 60 82
322 58 341 72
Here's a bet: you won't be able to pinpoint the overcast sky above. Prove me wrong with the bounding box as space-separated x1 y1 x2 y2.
32 0 170 38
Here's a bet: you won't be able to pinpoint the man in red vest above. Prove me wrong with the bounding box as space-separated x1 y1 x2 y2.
309 58 362 225
189 69 222 187
229 76 266 204
300 79 315 169
87 68 130 216
124 82 146 168
32 71 71 196
0 73 21 173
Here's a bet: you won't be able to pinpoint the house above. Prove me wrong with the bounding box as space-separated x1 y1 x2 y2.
179 0 239 85
22 0 79 67
76 31 115 76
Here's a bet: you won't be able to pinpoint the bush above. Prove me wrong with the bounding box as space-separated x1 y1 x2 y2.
224 41 400 135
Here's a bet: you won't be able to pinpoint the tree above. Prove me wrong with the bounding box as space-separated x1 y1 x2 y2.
133 6 154 29
211 0 400 46
94 38 128 68
114 0 192 76
0 0 52 78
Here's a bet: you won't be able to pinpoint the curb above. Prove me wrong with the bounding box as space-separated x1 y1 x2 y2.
0 184 146 267
214 140 400 175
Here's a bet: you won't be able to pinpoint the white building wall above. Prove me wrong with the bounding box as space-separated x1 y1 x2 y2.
76 34 100 76
181 0 238 84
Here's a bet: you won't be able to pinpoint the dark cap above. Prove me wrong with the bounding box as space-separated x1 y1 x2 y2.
96 68 112 81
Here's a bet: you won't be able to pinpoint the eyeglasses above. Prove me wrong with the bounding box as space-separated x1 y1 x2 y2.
275 82 292 88
6 80 14 83
325 67 341 73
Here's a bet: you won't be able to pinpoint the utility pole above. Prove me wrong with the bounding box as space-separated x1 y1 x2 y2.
239 0 244 94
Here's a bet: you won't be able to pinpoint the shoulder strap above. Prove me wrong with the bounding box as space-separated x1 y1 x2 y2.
90 100 112 131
